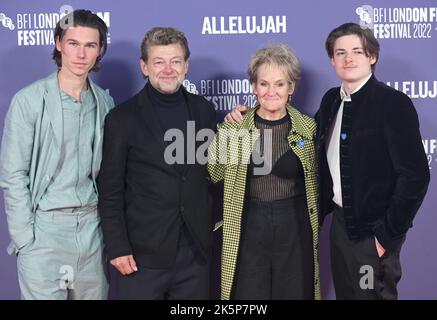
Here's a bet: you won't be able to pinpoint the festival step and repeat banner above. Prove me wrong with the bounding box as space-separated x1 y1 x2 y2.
0 0 435 299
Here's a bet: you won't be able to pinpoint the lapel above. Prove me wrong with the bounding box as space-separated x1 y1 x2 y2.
43 72 63 150
181 89 201 175
348 74 375 117
137 85 167 151
287 105 313 143
89 79 106 178
237 107 261 165
321 74 376 145
230 108 258 183
89 79 107 144
183 88 201 127
323 94 342 145
286 105 314 169
240 105 257 133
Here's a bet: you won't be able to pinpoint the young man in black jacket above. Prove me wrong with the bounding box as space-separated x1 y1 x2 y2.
316 22 430 300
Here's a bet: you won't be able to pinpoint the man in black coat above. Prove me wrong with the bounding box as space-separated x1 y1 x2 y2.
316 22 430 299
97 27 217 299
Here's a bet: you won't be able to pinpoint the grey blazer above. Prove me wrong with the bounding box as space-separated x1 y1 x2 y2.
0 72 114 255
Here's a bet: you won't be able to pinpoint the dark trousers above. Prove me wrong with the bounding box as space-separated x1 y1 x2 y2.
117 225 210 300
330 206 405 300
233 198 314 300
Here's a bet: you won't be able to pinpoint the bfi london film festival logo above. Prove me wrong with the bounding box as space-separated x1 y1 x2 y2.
0 12 15 30
200 78 256 111
183 77 258 113
356 5 374 30
0 5 74 45
1 5 111 46
182 79 199 95
356 4 437 39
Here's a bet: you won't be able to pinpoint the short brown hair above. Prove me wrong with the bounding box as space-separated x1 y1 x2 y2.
52 9 108 72
325 22 379 72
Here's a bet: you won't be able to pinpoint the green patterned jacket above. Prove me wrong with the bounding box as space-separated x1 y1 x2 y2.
208 105 321 300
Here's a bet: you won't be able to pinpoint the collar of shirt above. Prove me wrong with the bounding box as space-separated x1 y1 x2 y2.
340 73 373 102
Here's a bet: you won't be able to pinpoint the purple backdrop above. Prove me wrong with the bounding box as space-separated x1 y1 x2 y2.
0 0 435 300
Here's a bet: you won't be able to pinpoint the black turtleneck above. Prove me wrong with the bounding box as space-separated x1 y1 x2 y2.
146 81 190 134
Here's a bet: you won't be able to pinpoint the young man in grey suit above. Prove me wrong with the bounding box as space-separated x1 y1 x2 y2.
0 10 114 299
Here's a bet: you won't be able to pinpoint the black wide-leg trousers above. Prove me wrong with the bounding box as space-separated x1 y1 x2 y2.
233 197 314 300
330 206 405 300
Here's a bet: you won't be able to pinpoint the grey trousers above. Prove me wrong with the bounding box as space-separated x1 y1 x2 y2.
16 207 109 300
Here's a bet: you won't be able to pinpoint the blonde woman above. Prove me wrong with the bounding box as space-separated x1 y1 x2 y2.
209 44 321 300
